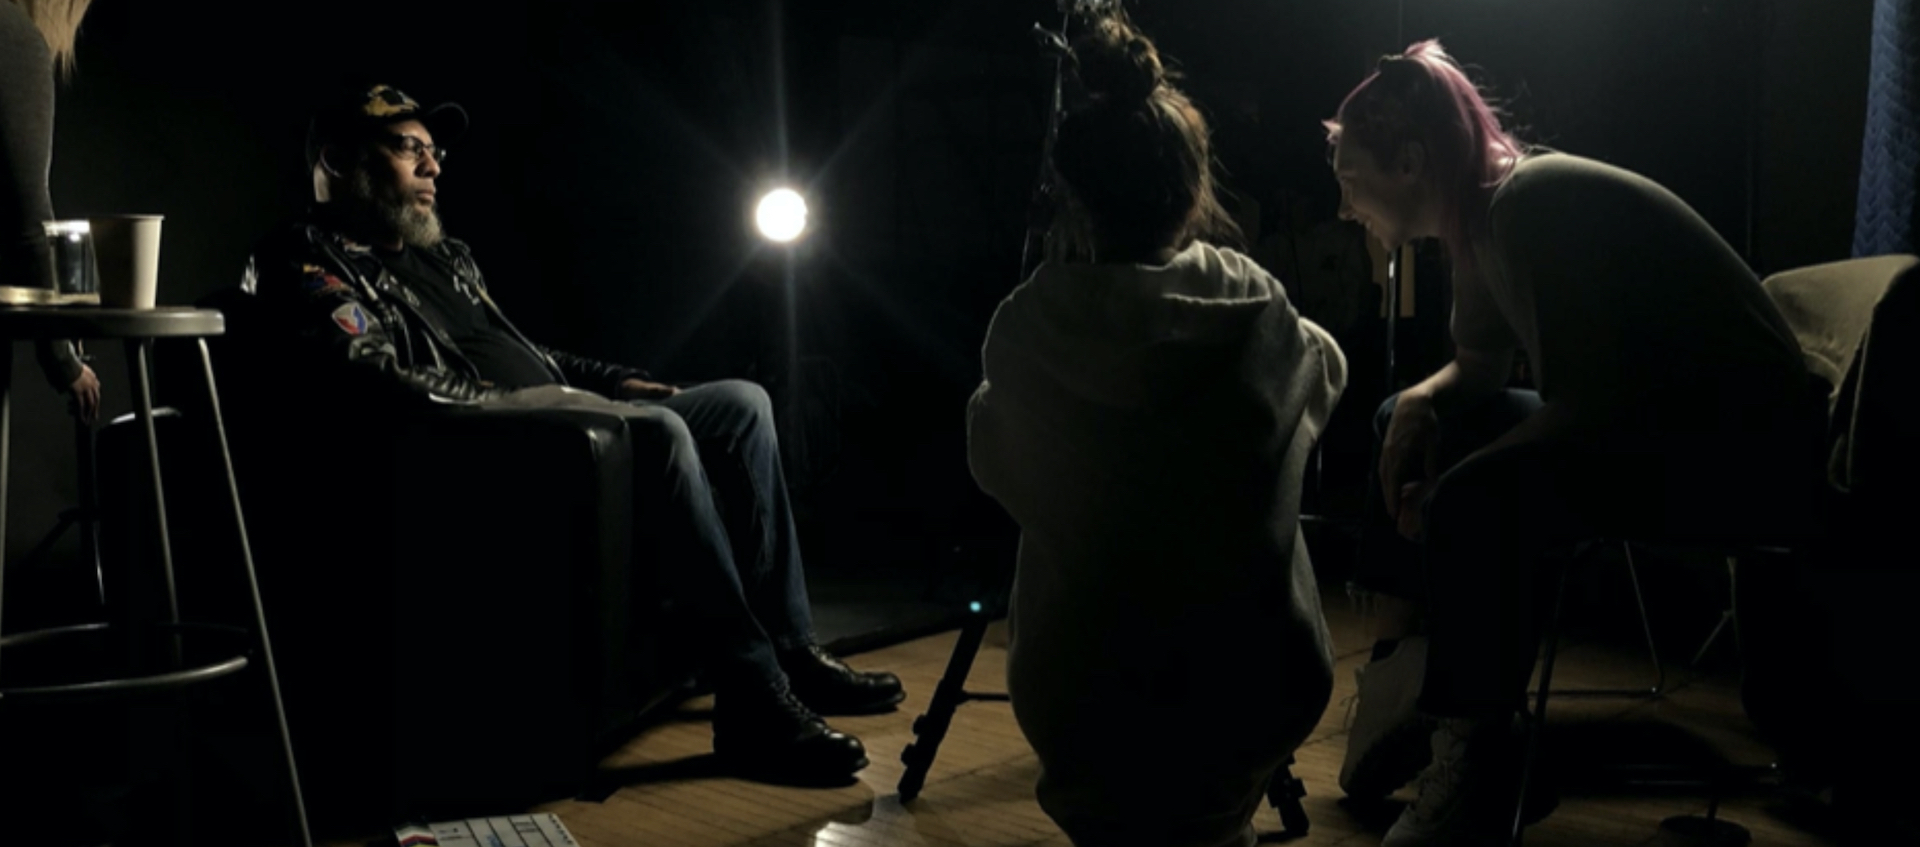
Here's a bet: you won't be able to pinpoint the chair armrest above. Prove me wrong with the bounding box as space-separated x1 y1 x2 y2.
395 401 659 741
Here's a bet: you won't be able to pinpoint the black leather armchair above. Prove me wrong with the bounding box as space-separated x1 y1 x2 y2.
96 286 690 827
1734 255 1920 841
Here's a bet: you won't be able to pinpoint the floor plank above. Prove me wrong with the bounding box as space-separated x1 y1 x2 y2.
317 584 1839 847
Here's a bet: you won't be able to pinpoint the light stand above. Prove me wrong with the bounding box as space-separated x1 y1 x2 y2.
1015 2 1081 286
752 187 833 489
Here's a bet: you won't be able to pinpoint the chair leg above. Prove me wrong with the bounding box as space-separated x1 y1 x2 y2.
1689 557 1742 667
1529 542 1665 700
1622 543 1667 697
1 343 13 681
75 407 105 608
1261 756 1310 842
1513 557 1575 847
196 340 312 847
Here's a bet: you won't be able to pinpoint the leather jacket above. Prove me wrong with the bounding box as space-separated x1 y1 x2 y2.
241 205 647 406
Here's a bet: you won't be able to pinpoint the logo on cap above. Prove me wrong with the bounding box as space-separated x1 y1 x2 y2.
363 85 420 118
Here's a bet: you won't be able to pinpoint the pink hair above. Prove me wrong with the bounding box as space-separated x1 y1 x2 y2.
1324 39 1526 270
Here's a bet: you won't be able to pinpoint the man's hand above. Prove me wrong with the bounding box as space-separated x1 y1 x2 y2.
69 364 101 425
616 378 680 401
1381 391 1441 539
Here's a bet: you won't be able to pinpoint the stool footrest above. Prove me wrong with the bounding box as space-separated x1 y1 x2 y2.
0 621 252 703
1526 686 1663 700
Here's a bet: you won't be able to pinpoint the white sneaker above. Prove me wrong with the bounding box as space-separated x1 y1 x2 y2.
1340 635 1436 800
1382 717 1524 847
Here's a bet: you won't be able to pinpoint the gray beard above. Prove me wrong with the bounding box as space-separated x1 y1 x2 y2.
348 168 444 249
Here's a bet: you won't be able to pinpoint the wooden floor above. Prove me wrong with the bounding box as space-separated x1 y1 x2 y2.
324 586 1838 847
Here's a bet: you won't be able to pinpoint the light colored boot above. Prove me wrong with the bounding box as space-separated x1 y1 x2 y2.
1383 716 1549 847
1340 635 1437 800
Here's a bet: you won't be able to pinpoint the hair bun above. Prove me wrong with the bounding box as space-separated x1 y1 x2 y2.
1374 53 1425 87
1070 17 1165 108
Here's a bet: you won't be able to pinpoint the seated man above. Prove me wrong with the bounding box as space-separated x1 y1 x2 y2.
243 83 903 783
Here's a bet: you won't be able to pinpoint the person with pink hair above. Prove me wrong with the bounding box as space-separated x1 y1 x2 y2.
1326 40 1819 846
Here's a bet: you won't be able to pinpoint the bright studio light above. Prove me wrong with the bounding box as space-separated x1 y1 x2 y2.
756 188 809 243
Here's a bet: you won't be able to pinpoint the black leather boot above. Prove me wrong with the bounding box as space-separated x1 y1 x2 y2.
778 643 906 715
712 680 869 784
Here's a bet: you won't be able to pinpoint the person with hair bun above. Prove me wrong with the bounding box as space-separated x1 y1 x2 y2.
967 12 1348 846
1327 40 1817 846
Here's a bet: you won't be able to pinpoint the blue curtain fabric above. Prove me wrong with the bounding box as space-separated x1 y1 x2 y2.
1855 0 1920 258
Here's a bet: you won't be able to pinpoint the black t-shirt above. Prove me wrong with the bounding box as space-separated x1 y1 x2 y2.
376 247 558 389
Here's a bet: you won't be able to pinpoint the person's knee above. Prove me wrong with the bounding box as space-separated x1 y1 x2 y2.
711 379 773 418
1373 393 1401 440
625 405 697 458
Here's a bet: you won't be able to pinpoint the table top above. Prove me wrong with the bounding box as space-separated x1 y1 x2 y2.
0 306 224 340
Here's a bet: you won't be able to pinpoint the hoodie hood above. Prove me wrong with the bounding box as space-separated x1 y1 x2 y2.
1006 242 1296 409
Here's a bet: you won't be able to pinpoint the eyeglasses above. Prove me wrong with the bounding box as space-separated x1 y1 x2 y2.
384 134 448 164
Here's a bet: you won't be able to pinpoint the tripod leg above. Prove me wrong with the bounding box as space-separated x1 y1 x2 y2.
898 609 993 801
1265 755 1310 838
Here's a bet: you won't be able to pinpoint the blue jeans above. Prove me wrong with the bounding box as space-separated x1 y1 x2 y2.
1352 389 1545 602
488 380 814 693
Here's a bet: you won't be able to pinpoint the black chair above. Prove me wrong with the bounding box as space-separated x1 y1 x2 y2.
1746 254 1920 842
94 286 694 831
1514 437 1829 846
1523 541 1666 702
1508 255 1920 846
1515 541 1794 847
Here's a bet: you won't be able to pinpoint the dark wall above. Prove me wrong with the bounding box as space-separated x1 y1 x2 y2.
6 0 1879 598
1758 0 1875 274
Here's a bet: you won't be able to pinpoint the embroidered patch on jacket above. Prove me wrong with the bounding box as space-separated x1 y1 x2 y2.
302 269 350 296
331 303 371 336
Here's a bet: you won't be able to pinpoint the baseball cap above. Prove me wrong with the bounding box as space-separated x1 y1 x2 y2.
306 83 469 171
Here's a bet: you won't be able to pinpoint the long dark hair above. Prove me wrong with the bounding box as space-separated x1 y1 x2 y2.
1050 10 1239 260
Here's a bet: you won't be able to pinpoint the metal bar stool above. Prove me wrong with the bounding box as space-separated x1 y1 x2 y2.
0 307 311 847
